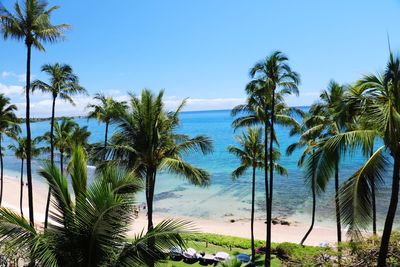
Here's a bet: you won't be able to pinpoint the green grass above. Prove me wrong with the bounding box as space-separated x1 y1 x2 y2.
159 233 283 266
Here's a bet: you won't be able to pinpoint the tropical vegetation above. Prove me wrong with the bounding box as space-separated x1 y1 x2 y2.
0 0 69 226
7 136 41 217
1 0 400 266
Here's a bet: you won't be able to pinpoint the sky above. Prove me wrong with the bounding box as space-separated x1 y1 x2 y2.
1 0 400 117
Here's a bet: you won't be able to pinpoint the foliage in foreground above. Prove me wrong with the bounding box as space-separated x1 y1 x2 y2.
0 146 191 267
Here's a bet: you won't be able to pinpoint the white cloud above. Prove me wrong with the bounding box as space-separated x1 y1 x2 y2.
15 94 245 118
1 71 28 82
0 83 24 96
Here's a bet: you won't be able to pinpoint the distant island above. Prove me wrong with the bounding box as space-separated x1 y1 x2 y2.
17 116 87 123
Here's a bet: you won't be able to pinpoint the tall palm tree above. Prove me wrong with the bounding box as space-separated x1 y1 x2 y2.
0 0 69 227
308 81 350 247
32 63 86 166
228 127 264 264
286 110 326 245
8 136 41 217
331 53 400 266
0 94 20 206
87 93 127 147
232 51 300 267
31 63 86 228
0 145 191 266
338 82 383 237
98 89 213 235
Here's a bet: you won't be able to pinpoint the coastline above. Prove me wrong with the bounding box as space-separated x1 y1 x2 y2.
1 173 345 246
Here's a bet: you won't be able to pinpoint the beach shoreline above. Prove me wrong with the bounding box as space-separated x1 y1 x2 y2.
1 174 346 246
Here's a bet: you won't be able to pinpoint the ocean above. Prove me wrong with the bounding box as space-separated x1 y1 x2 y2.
1 109 396 229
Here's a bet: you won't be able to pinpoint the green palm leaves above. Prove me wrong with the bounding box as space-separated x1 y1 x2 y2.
228 127 264 264
96 89 213 237
233 50 300 267
0 146 190 267
87 93 127 147
1 0 69 227
0 94 20 206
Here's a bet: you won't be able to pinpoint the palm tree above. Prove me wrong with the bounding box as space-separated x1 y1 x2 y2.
228 127 264 264
286 111 325 245
0 0 69 227
31 63 86 228
87 93 127 147
228 128 287 264
331 53 400 266
41 118 79 175
0 145 191 266
8 136 41 217
308 81 351 247
96 89 213 261
338 82 383 237
232 51 300 267
0 94 20 206
32 63 86 166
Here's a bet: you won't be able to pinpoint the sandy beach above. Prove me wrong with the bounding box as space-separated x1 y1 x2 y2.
1 174 344 246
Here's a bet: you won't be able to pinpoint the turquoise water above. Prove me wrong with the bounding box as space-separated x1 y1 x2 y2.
1 109 395 227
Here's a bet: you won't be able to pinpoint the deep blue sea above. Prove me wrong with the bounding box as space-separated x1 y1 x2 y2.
1 109 396 229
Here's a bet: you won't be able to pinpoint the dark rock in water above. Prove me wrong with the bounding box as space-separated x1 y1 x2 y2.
230 219 235 223
280 220 290 226
173 185 187 192
154 191 182 201
272 217 280 225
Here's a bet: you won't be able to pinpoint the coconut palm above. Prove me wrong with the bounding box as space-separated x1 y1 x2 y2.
0 94 20 206
286 110 326 245
306 81 351 247
232 51 300 267
228 128 287 264
97 89 213 235
0 0 69 226
32 63 86 166
330 53 400 266
228 127 264 264
40 118 79 175
0 145 191 266
31 63 86 228
337 81 384 238
8 136 41 217
87 93 127 147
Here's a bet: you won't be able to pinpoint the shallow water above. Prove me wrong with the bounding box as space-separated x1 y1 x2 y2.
1 109 397 229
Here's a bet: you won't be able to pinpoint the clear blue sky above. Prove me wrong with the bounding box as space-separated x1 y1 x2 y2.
1 0 400 116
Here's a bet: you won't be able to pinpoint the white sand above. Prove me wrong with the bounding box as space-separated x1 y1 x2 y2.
2 174 345 246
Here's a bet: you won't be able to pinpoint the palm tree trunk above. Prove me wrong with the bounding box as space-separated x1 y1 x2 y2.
20 159 24 218
370 147 377 235
25 43 34 227
105 121 109 148
377 154 400 267
50 97 56 166
44 96 56 228
264 123 270 267
300 154 316 245
266 88 276 267
0 135 3 206
251 166 256 264
146 168 156 267
146 169 155 232
335 161 342 244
